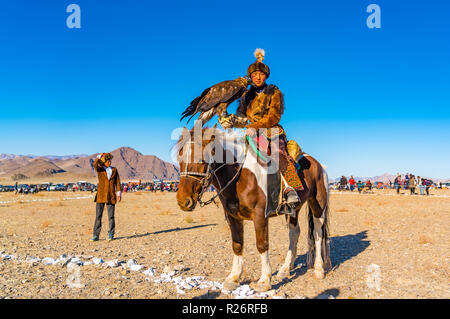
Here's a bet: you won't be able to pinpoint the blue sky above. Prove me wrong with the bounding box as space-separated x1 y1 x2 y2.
0 0 449 179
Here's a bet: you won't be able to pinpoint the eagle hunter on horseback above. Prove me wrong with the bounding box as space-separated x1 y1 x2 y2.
177 49 331 292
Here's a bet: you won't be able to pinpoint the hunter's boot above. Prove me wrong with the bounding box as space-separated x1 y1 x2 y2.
284 187 300 217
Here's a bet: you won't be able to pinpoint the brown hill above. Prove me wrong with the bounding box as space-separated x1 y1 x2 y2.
0 147 180 181
109 147 179 180
54 147 180 180
8 158 66 178
0 157 33 175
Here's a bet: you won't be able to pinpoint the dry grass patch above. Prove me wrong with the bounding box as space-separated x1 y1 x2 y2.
6 228 15 237
159 209 172 216
418 234 433 245
363 219 376 227
184 215 194 223
48 201 64 207
40 220 53 229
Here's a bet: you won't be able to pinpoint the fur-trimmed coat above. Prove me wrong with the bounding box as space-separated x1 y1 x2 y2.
236 84 284 131
93 158 122 204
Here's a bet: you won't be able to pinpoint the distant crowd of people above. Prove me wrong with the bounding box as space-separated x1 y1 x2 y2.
337 173 436 196
337 176 374 194
122 181 179 193
393 173 433 195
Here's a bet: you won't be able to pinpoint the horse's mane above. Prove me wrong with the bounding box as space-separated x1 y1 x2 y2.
174 127 246 163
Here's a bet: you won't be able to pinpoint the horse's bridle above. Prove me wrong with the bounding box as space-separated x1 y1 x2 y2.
179 141 246 207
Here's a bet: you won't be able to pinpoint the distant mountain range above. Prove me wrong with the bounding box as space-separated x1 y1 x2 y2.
1 151 448 184
0 147 179 181
0 154 87 161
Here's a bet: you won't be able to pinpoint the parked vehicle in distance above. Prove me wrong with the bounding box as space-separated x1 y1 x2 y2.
77 181 89 191
39 183 51 191
17 184 30 194
1 185 15 192
77 181 96 191
29 184 40 193
65 183 76 191
49 183 65 191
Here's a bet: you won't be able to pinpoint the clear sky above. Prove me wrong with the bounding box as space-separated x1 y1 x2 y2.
1 0 449 179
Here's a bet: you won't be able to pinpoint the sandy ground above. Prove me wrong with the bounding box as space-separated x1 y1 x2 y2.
0 188 449 299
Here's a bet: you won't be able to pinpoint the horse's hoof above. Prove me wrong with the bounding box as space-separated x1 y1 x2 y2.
223 281 239 291
253 281 271 292
314 269 325 279
276 270 290 279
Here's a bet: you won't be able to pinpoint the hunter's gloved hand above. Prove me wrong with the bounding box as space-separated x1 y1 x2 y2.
218 114 234 129
233 115 248 128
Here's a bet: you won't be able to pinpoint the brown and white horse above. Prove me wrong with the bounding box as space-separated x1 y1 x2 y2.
175 126 331 292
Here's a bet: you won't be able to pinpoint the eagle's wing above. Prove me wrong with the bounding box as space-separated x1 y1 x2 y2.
180 87 211 122
180 77 250 123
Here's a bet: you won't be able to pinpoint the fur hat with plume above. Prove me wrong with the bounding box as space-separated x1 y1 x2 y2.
247 48 270 78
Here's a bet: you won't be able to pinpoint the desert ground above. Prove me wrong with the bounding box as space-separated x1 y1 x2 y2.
0 187 449 299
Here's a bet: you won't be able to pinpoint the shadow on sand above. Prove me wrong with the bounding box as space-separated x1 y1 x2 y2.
272 231 370 289
114 223 218 240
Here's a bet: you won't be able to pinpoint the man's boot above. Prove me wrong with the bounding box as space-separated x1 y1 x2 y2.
285 187 300 205
284 187 300 217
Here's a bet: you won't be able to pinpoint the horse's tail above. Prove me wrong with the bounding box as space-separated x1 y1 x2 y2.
306 165 332 272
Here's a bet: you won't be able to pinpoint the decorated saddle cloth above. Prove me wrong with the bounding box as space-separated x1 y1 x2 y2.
245 134 281 217
245 131 304 217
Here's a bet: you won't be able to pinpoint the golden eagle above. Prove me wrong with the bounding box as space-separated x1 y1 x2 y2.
180 76 251 124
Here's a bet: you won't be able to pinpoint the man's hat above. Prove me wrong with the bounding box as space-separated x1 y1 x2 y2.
102 153 113 162
247 48 270 78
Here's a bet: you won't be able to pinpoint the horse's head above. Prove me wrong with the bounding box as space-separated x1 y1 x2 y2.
176 125 217 211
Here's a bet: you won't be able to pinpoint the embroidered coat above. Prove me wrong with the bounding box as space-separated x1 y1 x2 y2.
236 84 285 137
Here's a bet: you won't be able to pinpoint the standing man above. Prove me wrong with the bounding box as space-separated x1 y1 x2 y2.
394 173 402 194
418 176 425 195
409 174 416 195
340 176 348 191
91 152 122 242
349 176 356 192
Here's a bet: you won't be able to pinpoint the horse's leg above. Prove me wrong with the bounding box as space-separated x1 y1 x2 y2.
253 210 272 292
223 215 244 291
307 197 331 280
277 214 300 279
312 209 325 279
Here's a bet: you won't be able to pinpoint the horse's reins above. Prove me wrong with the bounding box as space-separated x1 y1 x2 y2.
179 140 247 207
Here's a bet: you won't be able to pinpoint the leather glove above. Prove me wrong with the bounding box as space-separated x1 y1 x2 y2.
233 115 248 128
218 114 234 129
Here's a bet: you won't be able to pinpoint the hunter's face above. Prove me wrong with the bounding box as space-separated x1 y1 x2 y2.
251 71 266 87
104 160 112 168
